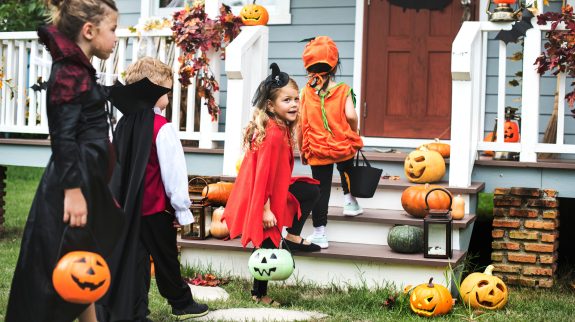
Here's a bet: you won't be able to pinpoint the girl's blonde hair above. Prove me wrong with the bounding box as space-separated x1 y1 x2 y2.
124 57 173 86
45 0 118 40
242 78 299 150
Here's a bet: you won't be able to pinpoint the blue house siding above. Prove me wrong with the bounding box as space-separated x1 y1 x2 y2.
117 0 141 27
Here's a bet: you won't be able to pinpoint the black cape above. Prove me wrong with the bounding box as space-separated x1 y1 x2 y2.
7 25 125 322
96 78 170 321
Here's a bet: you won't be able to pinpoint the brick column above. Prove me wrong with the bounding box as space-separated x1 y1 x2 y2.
491 187 559 288
0 166 6 234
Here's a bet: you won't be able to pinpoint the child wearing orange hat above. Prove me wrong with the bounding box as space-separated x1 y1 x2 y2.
298 36 364 249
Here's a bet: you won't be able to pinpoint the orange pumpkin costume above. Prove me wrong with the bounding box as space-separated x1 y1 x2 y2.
300 82 364 165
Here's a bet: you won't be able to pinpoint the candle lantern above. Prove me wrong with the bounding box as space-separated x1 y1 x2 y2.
182 177 212 240
486 0 520 22
423 187 453 259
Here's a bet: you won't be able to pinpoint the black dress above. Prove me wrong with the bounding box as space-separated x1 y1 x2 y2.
6 25 124 322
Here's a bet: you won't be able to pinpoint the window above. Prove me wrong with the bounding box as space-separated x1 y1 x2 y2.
149 0 291 24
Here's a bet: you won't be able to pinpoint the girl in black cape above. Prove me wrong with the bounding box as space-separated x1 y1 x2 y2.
6 1 124 321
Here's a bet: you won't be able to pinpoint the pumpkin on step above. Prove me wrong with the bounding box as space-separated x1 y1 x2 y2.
408 278 453 317
401 183 452 218
240 1 269 26
52 251 111 304
210 206 229 239
387 225 424 253
202 182 234 206
418 138 450 158
460 265 508 310
404 149 446 183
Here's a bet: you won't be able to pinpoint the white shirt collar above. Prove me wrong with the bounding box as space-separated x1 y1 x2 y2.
153 107 162 115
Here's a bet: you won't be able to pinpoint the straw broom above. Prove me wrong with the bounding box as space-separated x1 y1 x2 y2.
539 76 560 159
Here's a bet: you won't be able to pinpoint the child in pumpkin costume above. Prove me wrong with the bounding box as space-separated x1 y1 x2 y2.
298 36 364 249
224 63 321 306
97 58 208 321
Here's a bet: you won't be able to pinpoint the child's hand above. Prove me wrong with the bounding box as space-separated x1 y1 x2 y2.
173 219 182 229
262 209 277 229
63 188 88 227
301 155 308 165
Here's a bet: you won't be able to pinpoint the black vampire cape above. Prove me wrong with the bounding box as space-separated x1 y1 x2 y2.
96 78 171 321
6 25 125 322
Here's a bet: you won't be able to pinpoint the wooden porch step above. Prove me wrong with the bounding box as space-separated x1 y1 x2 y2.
220 175 485 195
325 206 476 229
178 237 466 267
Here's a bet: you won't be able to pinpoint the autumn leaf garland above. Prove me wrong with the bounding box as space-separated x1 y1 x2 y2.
172 2 242 121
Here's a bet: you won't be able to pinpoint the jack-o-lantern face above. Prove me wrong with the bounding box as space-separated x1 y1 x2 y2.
240 2 269 26
52 251 111 304
404 149 446 183
460 265 508 310
503 121 520 142
248 248 294 281
409 278 453 317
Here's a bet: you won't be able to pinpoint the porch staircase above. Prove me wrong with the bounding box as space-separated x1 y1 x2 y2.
179 153 484 290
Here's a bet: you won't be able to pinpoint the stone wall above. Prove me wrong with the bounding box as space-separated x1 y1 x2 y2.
490 187 559 288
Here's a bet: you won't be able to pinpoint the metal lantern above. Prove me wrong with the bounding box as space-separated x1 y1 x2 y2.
182 177 212 240
423 187 453 259
486 0 520 22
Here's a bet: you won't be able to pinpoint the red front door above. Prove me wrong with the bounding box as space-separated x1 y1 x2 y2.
361 0 471 139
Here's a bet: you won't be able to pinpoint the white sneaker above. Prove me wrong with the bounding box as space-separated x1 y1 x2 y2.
343 201 363 216
305 234 329 249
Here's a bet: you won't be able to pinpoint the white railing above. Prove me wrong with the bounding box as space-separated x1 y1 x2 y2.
222 26 269 176
0 28 224 146
450 20 575 187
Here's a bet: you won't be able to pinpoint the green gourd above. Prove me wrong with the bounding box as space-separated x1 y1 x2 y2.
387 225 424 253
248 248 294 281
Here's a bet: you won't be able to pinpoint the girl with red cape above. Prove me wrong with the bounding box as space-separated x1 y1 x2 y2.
223 63 321 306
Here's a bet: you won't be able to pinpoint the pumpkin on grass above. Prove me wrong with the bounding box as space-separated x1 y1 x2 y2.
240 1 269 26
404 149 446 183
210 206 229 239
418 138 450 158
202 182 234 206
401 183 452 218
460 265 508 310
52 251 111 304
387 225 424 253
407 277 453 317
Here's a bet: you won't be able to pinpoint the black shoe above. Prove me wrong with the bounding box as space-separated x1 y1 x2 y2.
171 301 209 320
282 238 321 252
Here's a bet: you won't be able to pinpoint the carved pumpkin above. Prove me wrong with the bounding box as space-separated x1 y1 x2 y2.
418 138 450 158
503 120 520 142
240 1 269 26
210 206 229 239
52 251 111 304
202 182 234 206
401 183 452 218
460 265 508 310
248 248 294 281
409 278 453 317
404 149 446 183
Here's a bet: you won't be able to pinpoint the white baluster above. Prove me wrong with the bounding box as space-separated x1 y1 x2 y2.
5 41 15 127
496 40 506 144
40 47 49 129
29 41 38 127
556 72 566 145
171 46 181 133
0 41 5 127
519 26 541 162
16 40 27 127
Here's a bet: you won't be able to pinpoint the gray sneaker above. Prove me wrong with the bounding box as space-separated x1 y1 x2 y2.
343 201 363 216
305 234 329 249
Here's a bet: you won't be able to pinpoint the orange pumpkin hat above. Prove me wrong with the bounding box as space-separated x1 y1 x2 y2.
302 36 339 70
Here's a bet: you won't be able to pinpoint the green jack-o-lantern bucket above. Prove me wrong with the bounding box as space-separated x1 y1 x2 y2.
248 248 294 281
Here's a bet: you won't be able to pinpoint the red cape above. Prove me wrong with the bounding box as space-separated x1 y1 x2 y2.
224 121 314 248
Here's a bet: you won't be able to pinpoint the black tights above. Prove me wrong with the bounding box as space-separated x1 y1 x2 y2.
251 181 319 297
310 157 354 227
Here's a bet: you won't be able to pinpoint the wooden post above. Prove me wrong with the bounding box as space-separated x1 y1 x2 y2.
0 166 6 234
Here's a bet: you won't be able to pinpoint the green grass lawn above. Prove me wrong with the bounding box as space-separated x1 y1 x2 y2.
1 165 574 321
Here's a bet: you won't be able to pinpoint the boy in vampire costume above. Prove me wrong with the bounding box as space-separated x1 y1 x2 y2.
97 57 208 321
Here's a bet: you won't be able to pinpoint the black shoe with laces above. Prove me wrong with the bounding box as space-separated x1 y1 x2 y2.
171 301 209 320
